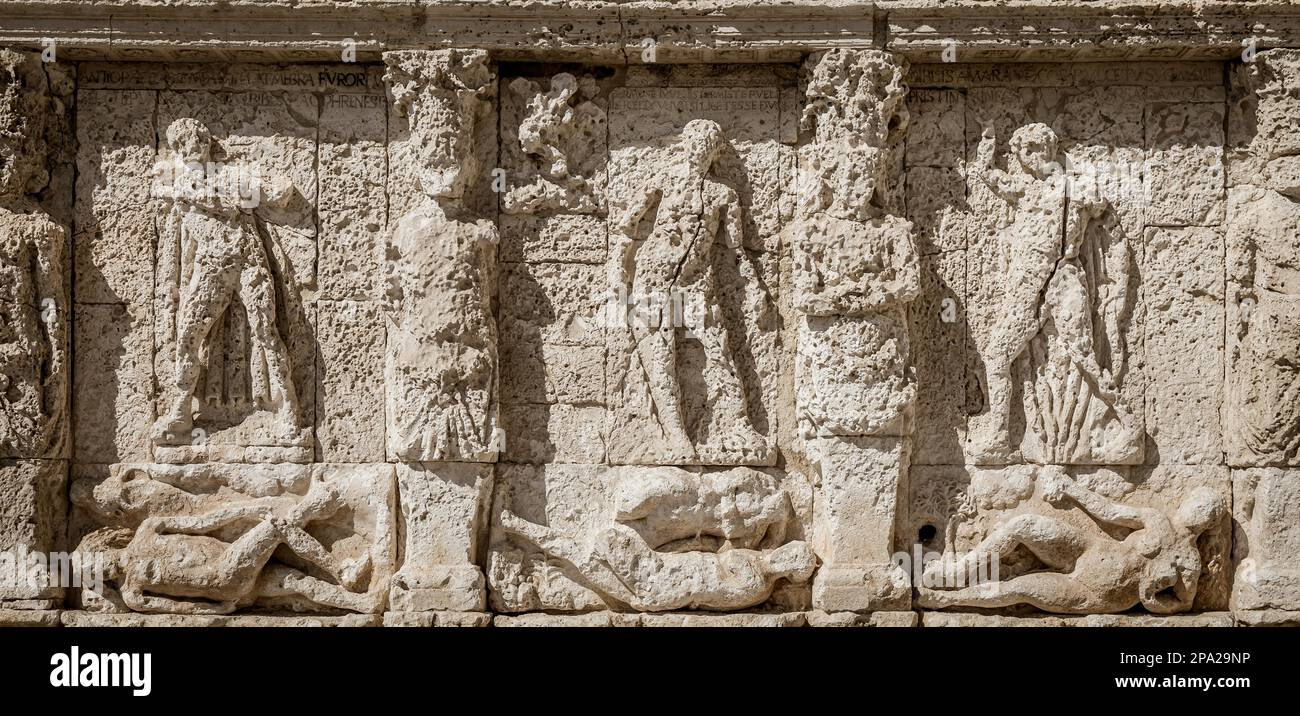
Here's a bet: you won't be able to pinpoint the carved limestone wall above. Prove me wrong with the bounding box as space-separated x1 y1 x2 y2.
1 1 1300 627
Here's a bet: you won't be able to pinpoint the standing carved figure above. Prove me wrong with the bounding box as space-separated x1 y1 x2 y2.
0 49 65 458
972 121 1138 464
612 119 770 461
1229 173 1300 464
151 118 300 443
383 50 500 461
1226 45 1300 468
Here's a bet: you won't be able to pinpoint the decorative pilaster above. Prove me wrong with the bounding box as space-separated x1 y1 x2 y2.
382 49 500 613
790 49 920 612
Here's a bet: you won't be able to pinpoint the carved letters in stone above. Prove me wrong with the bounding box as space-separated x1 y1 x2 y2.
12 24 1300 628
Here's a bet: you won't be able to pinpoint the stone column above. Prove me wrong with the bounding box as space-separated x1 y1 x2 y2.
381 49 500 613
0 49 70 614
1226 49 1300 617
791 49 919 612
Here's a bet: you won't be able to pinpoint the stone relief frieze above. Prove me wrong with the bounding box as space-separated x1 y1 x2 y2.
2 33 1297 627
911 465 1227 614
150 117 311 463
967 120 1140 466
489 465 813 612
604 84 783 467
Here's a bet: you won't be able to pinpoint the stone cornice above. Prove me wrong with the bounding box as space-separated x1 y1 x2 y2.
882 0 1300 61
0 1 1296 62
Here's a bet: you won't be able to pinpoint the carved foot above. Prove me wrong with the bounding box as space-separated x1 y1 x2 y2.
150 410 193 444
339 553 373 592
968 438 1022 465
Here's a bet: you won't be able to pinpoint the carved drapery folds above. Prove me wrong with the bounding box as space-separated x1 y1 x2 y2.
381 50 500 613
793 50 919 441
1227 49 1300 469
383 49 501 464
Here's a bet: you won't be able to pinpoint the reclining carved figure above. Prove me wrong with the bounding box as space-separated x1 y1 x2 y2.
75 473 378 614
500 468 816 611
918 467 1226 614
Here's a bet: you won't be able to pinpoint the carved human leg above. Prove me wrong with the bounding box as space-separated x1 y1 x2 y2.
632 327 693 453
694 321 765 450
923 513 1088 586
978 263 1052 460
238 258 300 429
156 261 239 439
917 573 1100 612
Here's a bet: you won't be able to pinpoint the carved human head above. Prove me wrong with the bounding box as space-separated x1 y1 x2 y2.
1137 487 1225 613
550 72 578 101
798 49 909 220
1139 541 1199 614
1009 123 1061 179
801 49 908 149
1173 486 1227 535
71 469 193 528
75 527 132 583
0 49 51 199
164 118 213 163
681 119 726 170
384 49 494 200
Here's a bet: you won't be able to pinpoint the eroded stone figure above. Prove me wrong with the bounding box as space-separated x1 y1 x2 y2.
1227 50 1300 467
0 49 66 459
72 465 392 614
518 72 576 179
151 118 303 446
383 49 500 462
498 467 815 611
918 467 1225 614
792 49 919 437
610 119 772 463
971 121 1139 464
502 71 604 214
792 49 917 611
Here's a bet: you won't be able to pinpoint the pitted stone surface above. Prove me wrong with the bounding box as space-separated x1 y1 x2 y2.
0 15 1294 627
